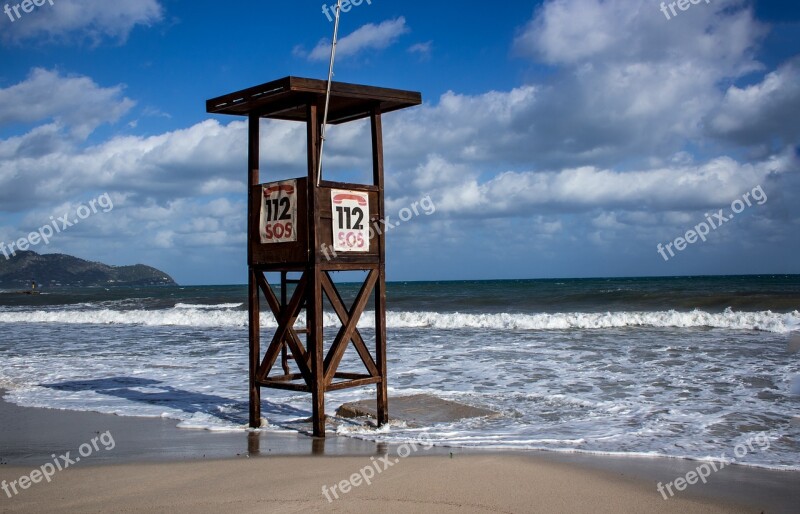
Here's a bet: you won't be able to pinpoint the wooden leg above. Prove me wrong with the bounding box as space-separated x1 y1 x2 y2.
310 267 326 437
248 268 261 428
376 265 388 425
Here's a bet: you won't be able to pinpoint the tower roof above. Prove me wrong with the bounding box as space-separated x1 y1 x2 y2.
206 76 422 124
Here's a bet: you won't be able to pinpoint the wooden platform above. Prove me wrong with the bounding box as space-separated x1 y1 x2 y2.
337 394 498 427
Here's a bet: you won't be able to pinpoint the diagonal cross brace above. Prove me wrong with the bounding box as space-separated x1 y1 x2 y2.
322 270 379 384
255 272 313 385
255 272 312 378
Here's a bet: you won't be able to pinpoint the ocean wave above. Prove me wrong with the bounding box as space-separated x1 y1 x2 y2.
381 308 799 333
0 307 797 332
0 308 250 328
174 303 243 310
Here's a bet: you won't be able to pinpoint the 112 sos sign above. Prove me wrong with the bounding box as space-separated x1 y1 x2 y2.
332 190 370 253
260 180 297 244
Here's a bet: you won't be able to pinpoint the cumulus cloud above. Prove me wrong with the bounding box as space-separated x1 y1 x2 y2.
0 68 135 139
514 0 764 71
0 68 314 214
707 58 800 147
0 117 311 213
370 0 772 176
1 0 163 45
422 153 792 217
507 0 767 165
0 112 278 280
304 17 409 61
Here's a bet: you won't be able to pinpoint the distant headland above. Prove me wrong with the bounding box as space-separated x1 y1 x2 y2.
0 251 177 288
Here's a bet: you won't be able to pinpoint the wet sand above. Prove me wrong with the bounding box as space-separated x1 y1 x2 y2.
1 392 797 513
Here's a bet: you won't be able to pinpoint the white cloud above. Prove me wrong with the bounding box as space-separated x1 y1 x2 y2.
7 192 246 278
0 69 312 213
408 41 432 60
383 86 540 170
515 0 625 64
505 0 769 168
0 68 134 139
707 58 800 147
372 0 778 178
1 0 163 45
514 0 764 70
306 17 409 61
0 115 309 214
405 152 793 218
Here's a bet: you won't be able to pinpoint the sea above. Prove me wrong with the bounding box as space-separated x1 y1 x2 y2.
1 275 798 470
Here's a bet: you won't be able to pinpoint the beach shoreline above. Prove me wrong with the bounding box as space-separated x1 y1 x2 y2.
1 391 798 513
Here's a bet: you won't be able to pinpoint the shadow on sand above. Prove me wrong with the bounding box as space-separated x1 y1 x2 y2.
41 376 309 425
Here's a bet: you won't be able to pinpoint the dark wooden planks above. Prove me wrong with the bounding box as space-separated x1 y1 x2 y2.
247 114 261 428
371 107 389 426
206 76 421 124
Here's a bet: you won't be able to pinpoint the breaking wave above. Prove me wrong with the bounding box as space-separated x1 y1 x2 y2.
0 307 796 333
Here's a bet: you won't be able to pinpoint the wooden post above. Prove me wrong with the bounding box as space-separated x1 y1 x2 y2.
247 114 261 428
371 107 389 426
307 102 326 437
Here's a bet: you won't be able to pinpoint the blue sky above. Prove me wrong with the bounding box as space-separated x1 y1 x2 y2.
1 0 799 285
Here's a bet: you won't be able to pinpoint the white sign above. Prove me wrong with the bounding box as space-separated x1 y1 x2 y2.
331 189 370 252
260 180 297 244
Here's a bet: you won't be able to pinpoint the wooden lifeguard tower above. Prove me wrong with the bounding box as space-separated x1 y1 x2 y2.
206 76 421 437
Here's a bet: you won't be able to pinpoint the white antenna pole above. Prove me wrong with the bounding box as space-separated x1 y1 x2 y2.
317 0 343 187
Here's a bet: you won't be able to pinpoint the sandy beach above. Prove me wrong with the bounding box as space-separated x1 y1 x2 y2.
2 394 798 513
0 455 757 514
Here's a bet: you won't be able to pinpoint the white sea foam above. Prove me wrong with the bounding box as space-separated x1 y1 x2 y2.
2 277 799 471
174 303 243 310
0 308 249 327
1 319 798 470
382 308 799 333
0 307 796 333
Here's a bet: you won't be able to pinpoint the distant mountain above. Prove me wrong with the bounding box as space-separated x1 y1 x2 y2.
0 251 177 288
